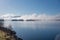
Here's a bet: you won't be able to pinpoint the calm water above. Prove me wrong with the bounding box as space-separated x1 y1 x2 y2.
5 21 60 40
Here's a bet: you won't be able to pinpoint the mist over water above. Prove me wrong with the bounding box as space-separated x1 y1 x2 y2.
3 16 12 29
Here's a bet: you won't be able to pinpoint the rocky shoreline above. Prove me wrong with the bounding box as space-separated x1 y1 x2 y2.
0 21 23 40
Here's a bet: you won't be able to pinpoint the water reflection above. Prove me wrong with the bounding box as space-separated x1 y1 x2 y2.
11 21 60 40
1 21 60 40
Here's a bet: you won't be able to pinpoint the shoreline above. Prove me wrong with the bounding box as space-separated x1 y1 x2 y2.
0 21 23 40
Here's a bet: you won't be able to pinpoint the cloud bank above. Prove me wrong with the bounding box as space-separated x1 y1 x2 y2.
14 13 60 21
0 13 60 21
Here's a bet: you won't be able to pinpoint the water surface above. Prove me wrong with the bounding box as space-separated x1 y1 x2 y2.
5 21 60 40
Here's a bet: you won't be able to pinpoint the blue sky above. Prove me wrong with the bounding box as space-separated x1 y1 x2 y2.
0 0 60 15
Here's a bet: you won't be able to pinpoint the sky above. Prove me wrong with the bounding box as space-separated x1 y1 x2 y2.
0 0 60 15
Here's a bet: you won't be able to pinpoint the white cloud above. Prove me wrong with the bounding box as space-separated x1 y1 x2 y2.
20 13 60 21
0 13 60 21
0 14 16 20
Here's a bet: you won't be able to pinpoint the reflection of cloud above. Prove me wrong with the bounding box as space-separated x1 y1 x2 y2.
55 34 60 40
0 13 60 21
